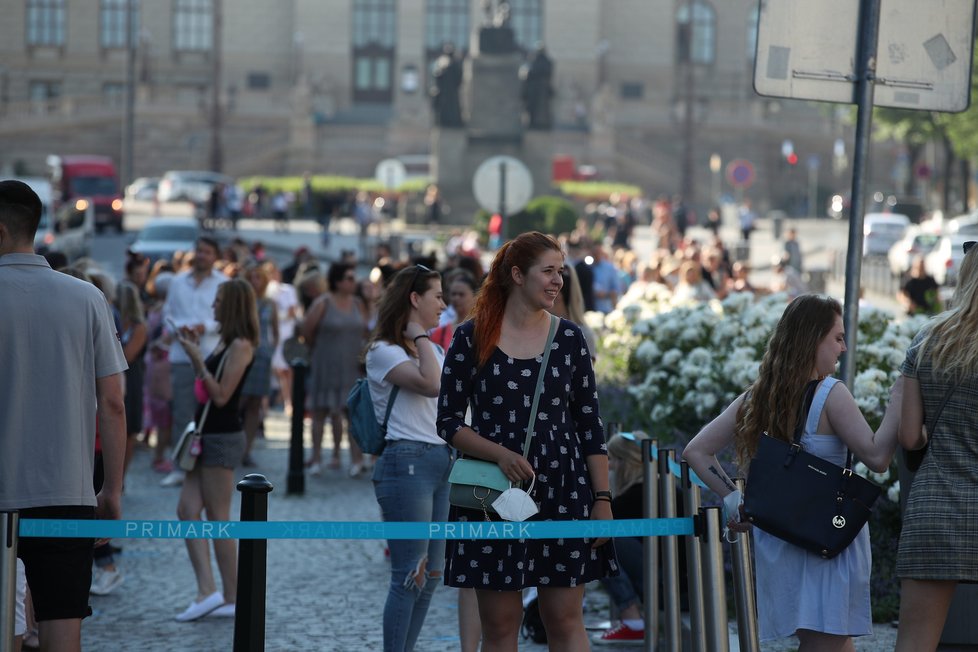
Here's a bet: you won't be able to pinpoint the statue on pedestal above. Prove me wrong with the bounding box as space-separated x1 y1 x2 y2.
481 0 511 27
521 45 554 130
430 43 464 127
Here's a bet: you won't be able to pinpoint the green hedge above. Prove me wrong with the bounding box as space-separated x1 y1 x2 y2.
556 180 643 200
236 175 429 195
474 195 579 236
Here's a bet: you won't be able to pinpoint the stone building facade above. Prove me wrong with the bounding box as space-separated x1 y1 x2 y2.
0 0 873 214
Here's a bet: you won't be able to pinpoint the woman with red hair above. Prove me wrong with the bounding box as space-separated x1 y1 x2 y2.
437 231 616 651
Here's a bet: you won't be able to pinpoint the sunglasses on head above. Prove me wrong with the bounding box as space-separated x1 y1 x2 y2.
410 263 432 290
965 241 977 255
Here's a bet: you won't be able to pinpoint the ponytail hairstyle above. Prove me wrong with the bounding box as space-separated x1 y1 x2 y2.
470 231 563 368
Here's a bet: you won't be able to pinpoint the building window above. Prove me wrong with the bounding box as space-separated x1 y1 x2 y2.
676 0 715 65
103 82 125 106
29 80 61 113
247 72 271 90
426 0 469 57
101 0 140 49
747 5 760 63
352 0 396 103
27 0 66 47
620 82 644 100
509 0 542 51
173 0 212 52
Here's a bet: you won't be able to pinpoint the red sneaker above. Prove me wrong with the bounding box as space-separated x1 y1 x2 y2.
596 622 645 644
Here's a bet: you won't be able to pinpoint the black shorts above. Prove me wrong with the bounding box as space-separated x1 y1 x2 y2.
17 505 95 621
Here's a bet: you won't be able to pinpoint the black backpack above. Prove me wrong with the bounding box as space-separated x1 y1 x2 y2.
521 596 547 644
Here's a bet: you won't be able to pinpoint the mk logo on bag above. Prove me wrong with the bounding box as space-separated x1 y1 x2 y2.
832 515 846 529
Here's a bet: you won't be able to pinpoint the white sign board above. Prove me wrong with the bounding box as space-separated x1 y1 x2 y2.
754 0 976 112
472 156 533 215
375 158 407 190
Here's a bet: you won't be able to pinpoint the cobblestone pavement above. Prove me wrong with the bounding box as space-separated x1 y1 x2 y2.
80 409 920 651
81 411 558 651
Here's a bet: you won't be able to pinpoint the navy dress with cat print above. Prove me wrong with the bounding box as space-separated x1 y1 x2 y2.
437 318 618 589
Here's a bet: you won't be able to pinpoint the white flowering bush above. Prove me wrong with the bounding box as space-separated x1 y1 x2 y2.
593 292 931 500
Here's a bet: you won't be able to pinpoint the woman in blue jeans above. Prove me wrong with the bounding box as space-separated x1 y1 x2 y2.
366 263 449 651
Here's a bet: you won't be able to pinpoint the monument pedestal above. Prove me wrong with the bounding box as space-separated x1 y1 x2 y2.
433 26 555 225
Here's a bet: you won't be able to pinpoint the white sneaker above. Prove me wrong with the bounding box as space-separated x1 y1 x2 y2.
209 603 235 618
90 568 124 595
160 470 186 487
175 591 224 622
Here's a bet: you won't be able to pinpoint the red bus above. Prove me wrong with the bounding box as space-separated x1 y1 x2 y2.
47 155 124 233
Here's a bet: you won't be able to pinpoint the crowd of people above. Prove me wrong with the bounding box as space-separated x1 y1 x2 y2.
6 172 978 652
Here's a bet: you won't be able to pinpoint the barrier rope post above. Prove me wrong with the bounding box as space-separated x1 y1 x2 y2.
1 511 18 652
730 478 759 652
658 450 681 652
286 360 308 495
641 439 659 652
681 462 706 652
234 474 274 652
699 506 730 652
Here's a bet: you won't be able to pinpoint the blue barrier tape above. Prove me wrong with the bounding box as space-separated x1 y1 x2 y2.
619 433 709 489
19 517 694 540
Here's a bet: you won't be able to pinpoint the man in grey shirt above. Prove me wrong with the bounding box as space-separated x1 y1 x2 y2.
0 179 127 652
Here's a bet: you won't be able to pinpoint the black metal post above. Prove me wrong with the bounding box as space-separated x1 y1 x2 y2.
840 0 881 387
233 473 274 652
287 361 308 495
1 511 19 652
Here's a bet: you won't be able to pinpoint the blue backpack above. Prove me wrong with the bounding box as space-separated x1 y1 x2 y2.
347 379 399 455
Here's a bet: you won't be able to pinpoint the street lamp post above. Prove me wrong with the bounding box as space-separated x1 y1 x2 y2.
122 0 137 188
709 153 722 204
209 0 223 173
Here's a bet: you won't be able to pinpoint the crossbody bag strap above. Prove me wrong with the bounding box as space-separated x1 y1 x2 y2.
381 386 400 434
521 314 559 459
926 381 959 437
196 347 231 434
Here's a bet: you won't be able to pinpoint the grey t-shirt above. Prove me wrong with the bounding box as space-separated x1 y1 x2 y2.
0 254 128 510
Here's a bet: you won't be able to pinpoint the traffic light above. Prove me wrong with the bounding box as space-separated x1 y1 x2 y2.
786 152 798 166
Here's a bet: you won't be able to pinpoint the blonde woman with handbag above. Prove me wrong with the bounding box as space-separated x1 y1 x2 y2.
172 278 257 622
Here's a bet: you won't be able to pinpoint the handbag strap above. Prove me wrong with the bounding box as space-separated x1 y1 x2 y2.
196 347 231 434
520 314 559 459
381 386 400 434
925 381 959 437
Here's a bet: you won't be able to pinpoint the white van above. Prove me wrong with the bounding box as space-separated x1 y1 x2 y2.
19 177 94 262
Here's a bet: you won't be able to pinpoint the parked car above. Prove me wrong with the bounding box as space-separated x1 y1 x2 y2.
19 176 94 262
863 212 910 257
888 225 942 276
157 170 234 204
828 191 926 224
128 217 200 265
125 176 160 201
946 212 978 236
924 233 974 285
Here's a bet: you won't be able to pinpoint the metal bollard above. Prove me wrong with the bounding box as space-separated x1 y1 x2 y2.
234 473 274 652
641 439 659 652
658 451 681 652
730 479 760 652
681 462 706 652
286 360 308 495
1 512 18 652
699 507 730 652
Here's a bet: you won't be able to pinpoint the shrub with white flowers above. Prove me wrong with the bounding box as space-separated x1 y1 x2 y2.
592 291 931 502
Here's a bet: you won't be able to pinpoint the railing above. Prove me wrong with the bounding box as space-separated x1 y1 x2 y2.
2 433 763 652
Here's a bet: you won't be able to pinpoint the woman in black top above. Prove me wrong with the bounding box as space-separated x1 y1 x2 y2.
172 278 257 622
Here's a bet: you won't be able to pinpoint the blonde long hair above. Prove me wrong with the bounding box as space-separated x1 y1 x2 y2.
915 245 978 380
608 431 650 495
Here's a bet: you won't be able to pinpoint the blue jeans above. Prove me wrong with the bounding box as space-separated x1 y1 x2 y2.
373 440 452 652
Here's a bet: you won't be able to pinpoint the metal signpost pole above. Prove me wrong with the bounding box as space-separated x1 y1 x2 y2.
498 160 508 241
840 0 882 387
